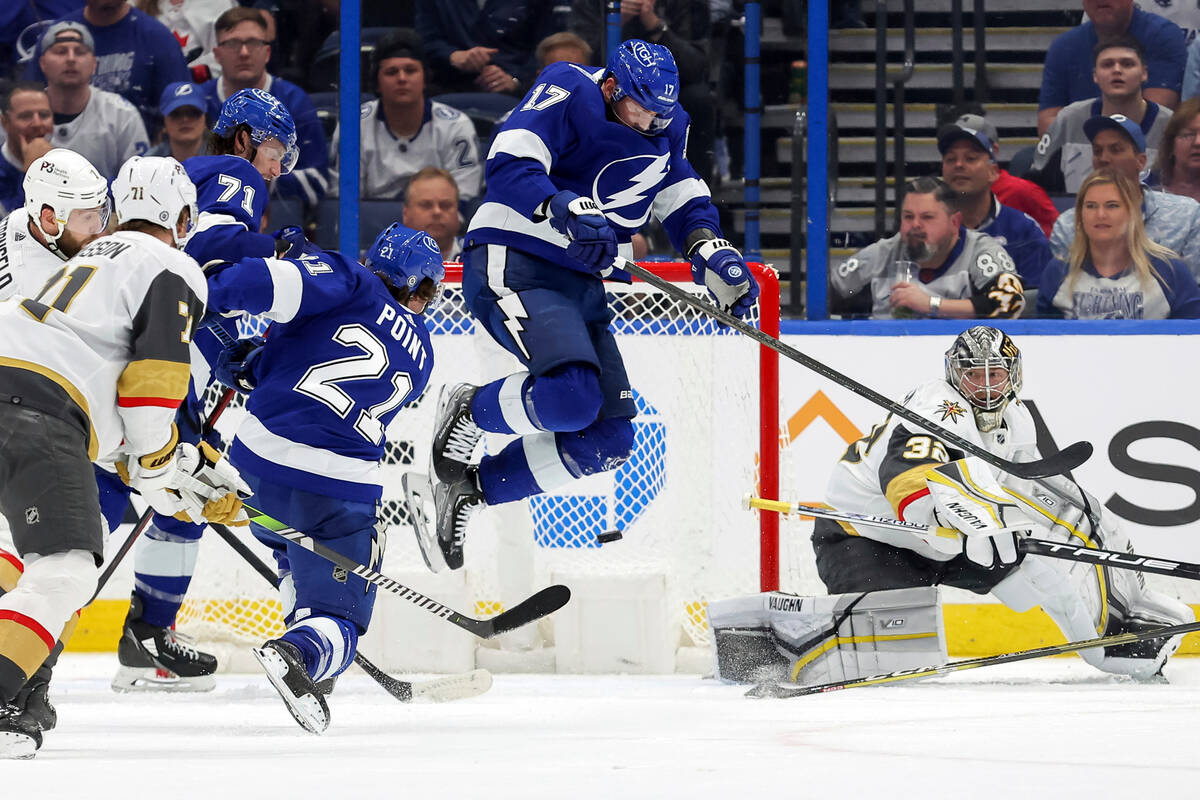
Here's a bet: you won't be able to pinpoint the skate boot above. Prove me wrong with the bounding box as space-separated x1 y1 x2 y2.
0 702 42 760
13 666 55 731
431 383 483 483
1104 615 1184 683
251 639 330 734
433 466 486 571
112 596 217 692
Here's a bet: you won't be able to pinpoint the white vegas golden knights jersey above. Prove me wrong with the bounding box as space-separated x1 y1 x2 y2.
0 230 206 464
0 209 68 302
823 379 1039 559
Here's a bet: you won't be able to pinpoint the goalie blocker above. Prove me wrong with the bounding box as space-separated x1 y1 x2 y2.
708 587 946 686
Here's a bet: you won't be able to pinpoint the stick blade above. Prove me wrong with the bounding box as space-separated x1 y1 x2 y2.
410 668 493 703
487 584 572 637
1007 440 1092 479
745 682 803 699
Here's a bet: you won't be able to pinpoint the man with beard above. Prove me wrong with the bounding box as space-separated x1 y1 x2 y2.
829 176 1025 319
938 121 1053 289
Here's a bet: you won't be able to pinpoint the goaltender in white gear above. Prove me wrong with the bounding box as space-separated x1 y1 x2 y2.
711 326 1192 685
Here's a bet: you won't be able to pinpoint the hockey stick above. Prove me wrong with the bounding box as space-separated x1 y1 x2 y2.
240 501 571 639
746 617 1200 699
745 494 1200 581
90 388 238 601
208 520 492 703
616 258 1091 480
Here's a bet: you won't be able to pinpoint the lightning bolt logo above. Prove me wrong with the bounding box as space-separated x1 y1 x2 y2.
497 293 532 361
599 153 669 215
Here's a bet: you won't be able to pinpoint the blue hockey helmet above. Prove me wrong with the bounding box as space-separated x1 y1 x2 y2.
213 88 299 174
606 39 679 134
365 223 446 308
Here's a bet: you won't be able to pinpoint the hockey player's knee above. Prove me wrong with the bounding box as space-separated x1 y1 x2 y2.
529 363 603 432
561 416 635 477
20 550 99 615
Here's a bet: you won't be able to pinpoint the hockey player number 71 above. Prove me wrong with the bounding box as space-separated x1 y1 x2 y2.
293 323 414 445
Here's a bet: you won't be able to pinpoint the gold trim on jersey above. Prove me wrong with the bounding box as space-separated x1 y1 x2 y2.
885 464 933 516
0 357 97 460
789 631 939 682
0 618 52 679
116 359 191 407
0 559 20 593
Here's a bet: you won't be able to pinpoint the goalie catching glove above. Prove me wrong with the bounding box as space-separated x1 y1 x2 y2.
687 231 759 319
924 457 1032 568
121 435 252 526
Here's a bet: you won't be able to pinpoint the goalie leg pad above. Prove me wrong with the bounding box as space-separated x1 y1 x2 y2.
708 586 946 686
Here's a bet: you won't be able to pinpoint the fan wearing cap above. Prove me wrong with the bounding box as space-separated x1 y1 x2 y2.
1031 36 1174 195
938 121 1054 289
147 82 209 162
23 1 191 138
329 27 482 206
1049 112 1200 281
37 20 150 180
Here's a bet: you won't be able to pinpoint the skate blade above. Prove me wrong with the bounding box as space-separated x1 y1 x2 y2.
111 666 216 693
0 731 39 759
402 471 446 574
251 647 329 735
411 668 493 703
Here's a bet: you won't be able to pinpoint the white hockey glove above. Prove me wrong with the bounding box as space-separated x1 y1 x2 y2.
123 440 251 526
687 235 759 319
926 457 1032 568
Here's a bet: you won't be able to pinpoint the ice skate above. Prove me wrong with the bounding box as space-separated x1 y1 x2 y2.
0 702 41 760
112 596 217 692
252 639 330 734
433 467 485 571
13 668 55 731
431 382 482 483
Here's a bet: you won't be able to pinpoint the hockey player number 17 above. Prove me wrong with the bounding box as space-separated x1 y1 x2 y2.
292 323 414 445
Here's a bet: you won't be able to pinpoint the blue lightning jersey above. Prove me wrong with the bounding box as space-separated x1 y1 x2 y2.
183 154 274 419
206 250 434 502
465 61 720 272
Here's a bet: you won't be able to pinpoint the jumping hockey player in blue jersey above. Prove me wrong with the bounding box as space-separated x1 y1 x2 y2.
204 224 442 733
105 88 301 692
409 40 760 573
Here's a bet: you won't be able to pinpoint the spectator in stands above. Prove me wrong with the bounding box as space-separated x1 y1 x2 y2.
0 83 55 214
200 6 329 206
402 166 462 260
1038 0 1185 136
950 112 1059 237
414 0 563 102
24 0 191 137
938 121 1054 289
1131 1 1200 46
1051 113 1200 280
39 21 149 178
1038 168 1200 318
1032 37 1173 194
147 81 207 161
132 0 234 84
570 0 717 183
536 31 593 69
1157 98 1200 202
829 177 1026 320
332 28 481 207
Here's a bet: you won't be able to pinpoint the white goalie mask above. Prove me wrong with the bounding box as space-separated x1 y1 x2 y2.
111 156 199 248
944 326 1022 432
23 148 111 257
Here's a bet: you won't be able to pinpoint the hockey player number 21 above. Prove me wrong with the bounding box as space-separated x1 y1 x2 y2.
293 323 414 445
21 265 97 321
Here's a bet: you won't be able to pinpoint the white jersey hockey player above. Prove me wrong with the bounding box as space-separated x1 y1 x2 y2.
0 155 248 760
0 148 110 300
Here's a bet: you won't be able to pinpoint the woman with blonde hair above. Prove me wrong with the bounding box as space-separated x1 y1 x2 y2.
1037 168 1200 318
1156 98 1200 202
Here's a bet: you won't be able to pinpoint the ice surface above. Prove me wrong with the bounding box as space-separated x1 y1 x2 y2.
12 654 1200 798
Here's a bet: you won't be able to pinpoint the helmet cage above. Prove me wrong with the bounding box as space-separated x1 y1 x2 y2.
944 326 1022 431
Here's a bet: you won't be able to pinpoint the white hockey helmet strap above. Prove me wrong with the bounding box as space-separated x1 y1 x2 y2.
111 156 199 248
23 148 110 251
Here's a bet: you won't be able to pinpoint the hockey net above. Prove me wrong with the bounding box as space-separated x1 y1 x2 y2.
176 261 780 668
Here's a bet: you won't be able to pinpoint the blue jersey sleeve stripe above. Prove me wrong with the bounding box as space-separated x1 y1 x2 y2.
195 211 248 234
263 258 306 323
488 129 553 171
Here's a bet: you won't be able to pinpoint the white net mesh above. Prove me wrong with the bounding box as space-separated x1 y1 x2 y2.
177 263 777 662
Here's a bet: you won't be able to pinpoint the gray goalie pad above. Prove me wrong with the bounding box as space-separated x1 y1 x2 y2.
707 586 946 685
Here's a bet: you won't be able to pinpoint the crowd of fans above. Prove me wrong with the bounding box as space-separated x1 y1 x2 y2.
6 1 1200 320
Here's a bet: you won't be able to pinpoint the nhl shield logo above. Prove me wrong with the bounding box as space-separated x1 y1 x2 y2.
25 506 39 525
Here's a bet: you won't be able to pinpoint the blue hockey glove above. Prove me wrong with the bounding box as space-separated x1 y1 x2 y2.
689 238 759 319
212 336 265 394
546 190 618 272
273 225 320 259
